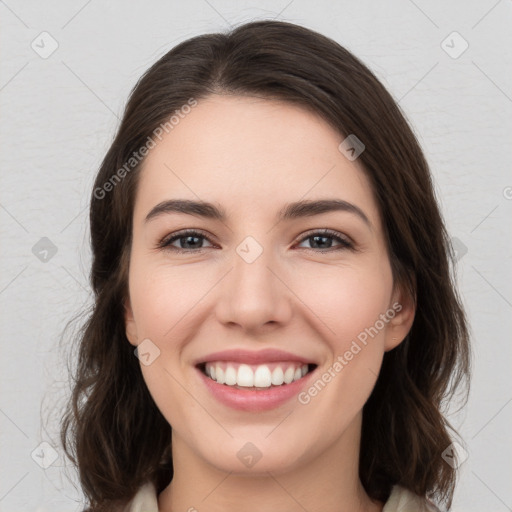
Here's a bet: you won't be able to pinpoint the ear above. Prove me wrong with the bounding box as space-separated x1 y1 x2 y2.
384 277 416 352
124 297 138 347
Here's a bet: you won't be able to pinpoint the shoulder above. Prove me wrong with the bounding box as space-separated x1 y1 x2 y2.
383 485 442 512
122 481 159 512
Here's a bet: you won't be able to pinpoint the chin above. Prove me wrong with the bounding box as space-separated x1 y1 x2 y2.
193 433 312 476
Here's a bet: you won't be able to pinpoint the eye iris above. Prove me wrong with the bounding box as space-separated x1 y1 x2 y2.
310 235 332 249
181 235 202 249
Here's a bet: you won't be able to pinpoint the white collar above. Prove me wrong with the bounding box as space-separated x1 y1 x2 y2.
124 481 440 512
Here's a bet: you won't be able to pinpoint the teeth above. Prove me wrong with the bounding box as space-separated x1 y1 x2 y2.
225 366 237 386
271 366 284 385
203 362 310 388
254 365 272 387
237 364 255 387
283 366 295 384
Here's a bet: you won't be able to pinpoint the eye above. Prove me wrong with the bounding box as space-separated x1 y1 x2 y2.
158 228 353 254
158 229 215 253
294 229 353 251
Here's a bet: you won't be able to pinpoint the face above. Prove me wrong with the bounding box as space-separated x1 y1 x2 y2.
124 95 414 475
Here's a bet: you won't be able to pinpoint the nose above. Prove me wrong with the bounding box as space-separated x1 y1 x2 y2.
215 238 293 333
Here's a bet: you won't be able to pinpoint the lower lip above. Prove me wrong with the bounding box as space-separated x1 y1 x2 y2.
196 366 316 412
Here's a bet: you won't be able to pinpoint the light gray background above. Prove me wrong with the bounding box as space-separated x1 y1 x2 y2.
1 1 511 511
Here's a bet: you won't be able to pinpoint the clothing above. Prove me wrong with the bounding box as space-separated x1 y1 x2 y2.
124 481 441 511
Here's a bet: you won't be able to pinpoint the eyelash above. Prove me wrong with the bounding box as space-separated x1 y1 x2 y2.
157 228 354 254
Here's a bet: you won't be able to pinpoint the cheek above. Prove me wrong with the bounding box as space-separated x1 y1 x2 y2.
293 263 393 348
292 270 392 429
129 262 207 338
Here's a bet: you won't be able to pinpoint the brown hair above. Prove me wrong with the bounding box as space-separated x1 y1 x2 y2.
61 19 470 511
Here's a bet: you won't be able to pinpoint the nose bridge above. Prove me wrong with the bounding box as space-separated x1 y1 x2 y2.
233 234 278 303
216 233 290 329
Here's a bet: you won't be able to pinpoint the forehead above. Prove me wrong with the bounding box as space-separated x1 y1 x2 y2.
134 95 380 226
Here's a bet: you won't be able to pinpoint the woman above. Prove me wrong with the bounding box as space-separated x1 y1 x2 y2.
61 20 470 512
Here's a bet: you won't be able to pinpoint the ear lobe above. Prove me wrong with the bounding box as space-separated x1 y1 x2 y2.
384 280 416 352
124 298 138 347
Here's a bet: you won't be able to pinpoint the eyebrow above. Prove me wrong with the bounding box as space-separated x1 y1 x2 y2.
145 198 372 229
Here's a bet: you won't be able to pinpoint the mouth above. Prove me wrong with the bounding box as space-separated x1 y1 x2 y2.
193 348 320 411
196 361 318 390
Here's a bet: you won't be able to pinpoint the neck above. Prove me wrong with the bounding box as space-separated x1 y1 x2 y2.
157 413 383 512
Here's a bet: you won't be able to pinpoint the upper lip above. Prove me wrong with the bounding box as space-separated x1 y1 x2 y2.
195 348 317 366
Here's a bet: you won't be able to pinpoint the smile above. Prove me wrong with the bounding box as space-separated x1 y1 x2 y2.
199 361 316 389
193 348 319 411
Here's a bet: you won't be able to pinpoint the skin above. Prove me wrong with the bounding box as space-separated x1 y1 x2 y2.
124 95 415 512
